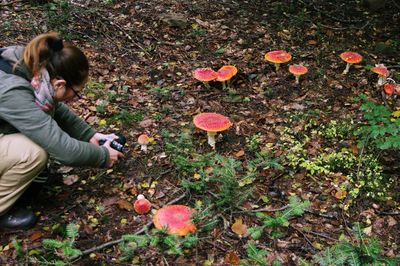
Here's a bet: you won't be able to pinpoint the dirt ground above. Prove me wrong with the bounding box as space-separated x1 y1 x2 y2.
0 0 399 265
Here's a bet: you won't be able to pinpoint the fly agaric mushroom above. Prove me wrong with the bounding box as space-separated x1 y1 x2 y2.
288 64 308 84
371 64 390 87
138 134 150 152
193 112 232 149
133 194 151 214
193 68 217 89
153 205 196 236
339 51 363 75
216 65 238 89
264 50 292 71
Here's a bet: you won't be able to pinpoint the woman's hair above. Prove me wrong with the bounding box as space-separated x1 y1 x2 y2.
22 32 89 86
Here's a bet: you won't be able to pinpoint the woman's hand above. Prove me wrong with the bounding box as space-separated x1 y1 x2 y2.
89 132 117 145
102 140 124 168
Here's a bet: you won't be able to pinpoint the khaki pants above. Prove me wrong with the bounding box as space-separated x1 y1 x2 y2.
0 133 48 215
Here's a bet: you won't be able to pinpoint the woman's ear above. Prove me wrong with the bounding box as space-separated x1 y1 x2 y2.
52 78 66 91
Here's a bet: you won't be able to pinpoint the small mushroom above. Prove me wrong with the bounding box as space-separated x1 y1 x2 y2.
152 205 196 236
371 64 389 87
264 50 292 71
193 68 217 89
138 134 150 152
216 65 238 89
193 112 232 149
339 51 363 75
133 194 151 214
288 64 308 84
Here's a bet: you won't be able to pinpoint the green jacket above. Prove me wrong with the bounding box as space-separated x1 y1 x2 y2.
0 46 109 167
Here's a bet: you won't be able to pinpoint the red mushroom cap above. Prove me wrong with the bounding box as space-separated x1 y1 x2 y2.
371 65 389 77
153 205 196 236
339 52 363 64
193 68 218 82
288 64 308 76
264 50 292 64
384 84 395 95
216 65 238 82
134 195 151 214
138 134 150 145
193 113 232 132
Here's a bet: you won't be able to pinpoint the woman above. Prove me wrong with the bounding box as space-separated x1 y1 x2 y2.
0 32 123 229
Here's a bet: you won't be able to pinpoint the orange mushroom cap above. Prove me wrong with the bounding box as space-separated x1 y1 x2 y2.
153 205 196 236
216 65 238 82
193 113 232 132
264 50 292 64
288 65 308 76
193 68 218 82
138 134 150 145
134 195 151 215
339 52 363 64
371 65 389 77
384 84 395 95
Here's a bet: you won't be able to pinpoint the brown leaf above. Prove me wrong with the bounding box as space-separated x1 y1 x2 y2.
139 119 155 128
231 218 248 237
235 150 245 158
334 189 347 199
225 251 240 265
29 232 42 242
116 199 134 211
387 216 397 227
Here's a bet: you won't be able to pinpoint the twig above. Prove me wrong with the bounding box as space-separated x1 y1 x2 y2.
305 209 337 219
378 211 400 215
289 225 317 254
71 190 188 259
306 231 337 241
0 0 21 7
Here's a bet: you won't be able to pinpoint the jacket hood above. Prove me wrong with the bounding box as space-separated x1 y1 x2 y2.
1 45 31 80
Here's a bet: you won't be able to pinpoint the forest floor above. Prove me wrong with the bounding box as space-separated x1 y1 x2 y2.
0 0 400 265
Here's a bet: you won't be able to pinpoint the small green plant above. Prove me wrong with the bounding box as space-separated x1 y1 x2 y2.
241 242 268 266
312 223 400 266
248 196 310 239
40 224 82 264
355 95 400 150
246 133 263 153
111 109 144 123
147 86 174 100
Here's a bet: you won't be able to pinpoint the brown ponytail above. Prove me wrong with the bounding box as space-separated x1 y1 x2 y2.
22 32 89 86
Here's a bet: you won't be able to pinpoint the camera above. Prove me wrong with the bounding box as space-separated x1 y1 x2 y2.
99 134 126 152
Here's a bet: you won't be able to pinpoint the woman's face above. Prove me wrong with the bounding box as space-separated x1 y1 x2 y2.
51 78 87 102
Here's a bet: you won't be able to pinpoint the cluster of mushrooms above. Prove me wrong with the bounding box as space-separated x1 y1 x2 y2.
128 50 397 237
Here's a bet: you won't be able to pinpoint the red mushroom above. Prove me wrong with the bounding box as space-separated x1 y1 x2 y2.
339 51 363 75
288 64 308 84
371 64 390 87
264 50 292 71
216 65 238 89
193 112 232 149
133 194 151 215
193 68 217 89
152 205 196 236
138 134 150 152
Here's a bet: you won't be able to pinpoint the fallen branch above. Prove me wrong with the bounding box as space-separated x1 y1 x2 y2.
71 190 188 260
0 0 22 7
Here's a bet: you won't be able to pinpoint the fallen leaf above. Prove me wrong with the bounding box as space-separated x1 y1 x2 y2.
63 175 80 186
57 166 74 174
334 189 347 199
29 232 42 242
225 251 240 265
117 199 134 211
387 216 397 227
363 226 372 236
231 218 248 237
235 150 245 158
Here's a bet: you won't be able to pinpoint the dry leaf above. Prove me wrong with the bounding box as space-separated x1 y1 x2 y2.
63 175 80 186
231 218 248 237
235 150 245 158
117 199 134 211
334 189 347 199
29 232 42 242
387 216 397 227
225 251 240 265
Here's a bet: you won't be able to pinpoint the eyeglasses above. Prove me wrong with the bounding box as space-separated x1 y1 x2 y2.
68 85 82 99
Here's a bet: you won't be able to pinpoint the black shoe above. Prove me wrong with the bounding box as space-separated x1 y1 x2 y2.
0 207 37 230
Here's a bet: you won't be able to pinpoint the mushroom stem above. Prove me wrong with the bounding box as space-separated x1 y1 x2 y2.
377 76 386 87
295 75 300 84
202 81 210 89
274 63 280 71
140 144 148 152
343 63 351 75
222 81 227 90
207 131 217 149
